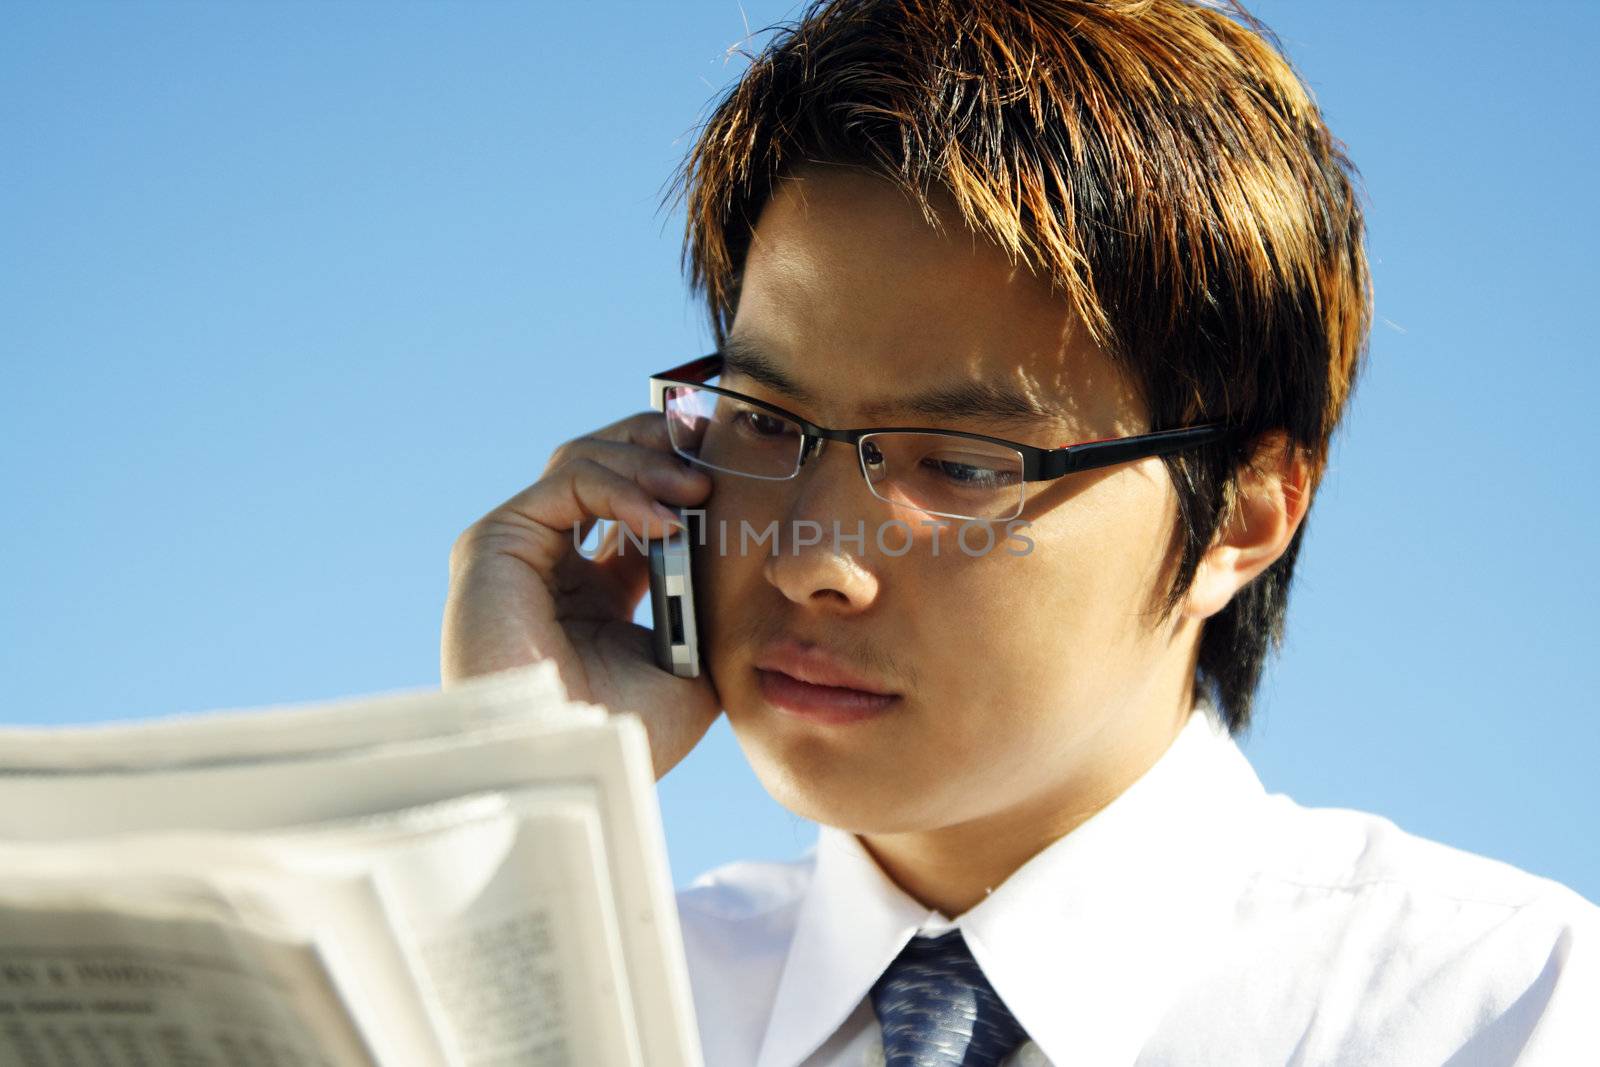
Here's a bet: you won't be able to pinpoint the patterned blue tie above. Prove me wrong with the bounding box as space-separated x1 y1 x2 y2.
869 929 1030 1066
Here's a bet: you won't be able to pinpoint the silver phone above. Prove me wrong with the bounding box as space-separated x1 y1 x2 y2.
648 506 701 678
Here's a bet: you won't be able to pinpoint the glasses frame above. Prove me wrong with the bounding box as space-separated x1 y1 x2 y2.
649 352 1245 519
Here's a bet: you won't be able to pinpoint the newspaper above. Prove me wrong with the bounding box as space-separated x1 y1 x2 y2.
0 662 703 1067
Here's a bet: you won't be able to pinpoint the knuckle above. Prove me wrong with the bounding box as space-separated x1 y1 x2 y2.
567 455 609 481
449 520 490 569
451 515 540 571
568 459 635 511
639 414 674 446
543 438 582 474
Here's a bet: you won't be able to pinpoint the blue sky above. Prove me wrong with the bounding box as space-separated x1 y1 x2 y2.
3 2 1596 902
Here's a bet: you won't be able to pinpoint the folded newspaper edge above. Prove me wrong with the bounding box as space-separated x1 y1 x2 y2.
0 662 705 1067
0 659 603 771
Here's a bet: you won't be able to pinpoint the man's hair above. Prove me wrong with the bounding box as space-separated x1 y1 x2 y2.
671 0 1371 735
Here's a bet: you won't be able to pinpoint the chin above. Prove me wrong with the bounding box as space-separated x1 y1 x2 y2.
727 713 955 835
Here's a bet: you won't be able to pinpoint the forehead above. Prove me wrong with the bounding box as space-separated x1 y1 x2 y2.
731 166 1146 435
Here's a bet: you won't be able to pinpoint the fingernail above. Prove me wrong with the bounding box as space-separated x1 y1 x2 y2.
653 503 682 528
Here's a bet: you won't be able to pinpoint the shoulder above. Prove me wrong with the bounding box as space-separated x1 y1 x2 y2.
1248 791 1597 918
675 849 815 968
674 851 818 1064
1231 792 1600 1059
677 850 817 921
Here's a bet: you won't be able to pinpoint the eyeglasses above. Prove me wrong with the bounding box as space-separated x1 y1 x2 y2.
649 353 1243 522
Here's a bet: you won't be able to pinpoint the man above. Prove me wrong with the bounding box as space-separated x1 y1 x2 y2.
443 1 1598 1063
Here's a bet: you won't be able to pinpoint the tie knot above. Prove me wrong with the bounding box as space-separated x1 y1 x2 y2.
869 929 1029 1066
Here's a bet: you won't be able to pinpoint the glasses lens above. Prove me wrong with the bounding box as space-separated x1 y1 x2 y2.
663 385 805 479
859 432 1025 521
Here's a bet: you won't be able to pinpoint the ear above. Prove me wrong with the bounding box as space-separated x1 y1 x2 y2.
1181 430 1313 621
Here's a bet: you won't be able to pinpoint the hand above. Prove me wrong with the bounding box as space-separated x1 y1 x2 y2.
442 411 719 780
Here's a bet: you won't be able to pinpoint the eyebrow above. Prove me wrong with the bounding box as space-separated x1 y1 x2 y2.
720 335 1062 430
721 336 821 407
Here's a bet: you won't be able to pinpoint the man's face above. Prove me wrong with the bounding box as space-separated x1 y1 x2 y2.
697 167 1200 838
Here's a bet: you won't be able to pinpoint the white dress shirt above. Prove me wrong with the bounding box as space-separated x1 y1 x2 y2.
675 697 1600 1066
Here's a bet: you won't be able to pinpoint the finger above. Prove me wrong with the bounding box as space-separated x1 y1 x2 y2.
590 536 652 618
572 409 676 454
476 458 689 577
539 438 711 546
549 517 650 620
558 521 653 620
546 436 709 501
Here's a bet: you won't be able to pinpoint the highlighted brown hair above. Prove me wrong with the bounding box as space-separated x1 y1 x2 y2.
673 0 1371 734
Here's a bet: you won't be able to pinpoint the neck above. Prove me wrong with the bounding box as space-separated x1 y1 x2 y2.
857 678 1195 918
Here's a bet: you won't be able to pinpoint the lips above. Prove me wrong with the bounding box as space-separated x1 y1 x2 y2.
754 639 898 695
753 639 901 724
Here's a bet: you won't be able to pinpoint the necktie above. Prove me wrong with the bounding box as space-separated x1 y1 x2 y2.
869 929 1030 1066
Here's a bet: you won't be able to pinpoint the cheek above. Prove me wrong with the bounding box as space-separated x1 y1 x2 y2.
929 475 1174 701
694 489 761 645
693 475 797 683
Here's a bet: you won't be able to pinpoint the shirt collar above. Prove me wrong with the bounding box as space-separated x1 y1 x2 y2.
754 695 1268 1067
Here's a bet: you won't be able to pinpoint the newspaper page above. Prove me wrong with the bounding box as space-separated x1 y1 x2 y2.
0 790 659 1067
0 718 703 1066
351 791 642 1067
0 668 704 1067
0 662 592 773
0 881 376 1067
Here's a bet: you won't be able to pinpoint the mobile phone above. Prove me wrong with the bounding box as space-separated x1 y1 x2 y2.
649 505 701 678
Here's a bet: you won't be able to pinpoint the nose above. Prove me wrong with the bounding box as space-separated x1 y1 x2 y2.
762 437 882 615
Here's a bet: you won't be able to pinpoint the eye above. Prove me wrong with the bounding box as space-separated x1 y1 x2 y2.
733 408 795 438
919 455 1018 490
